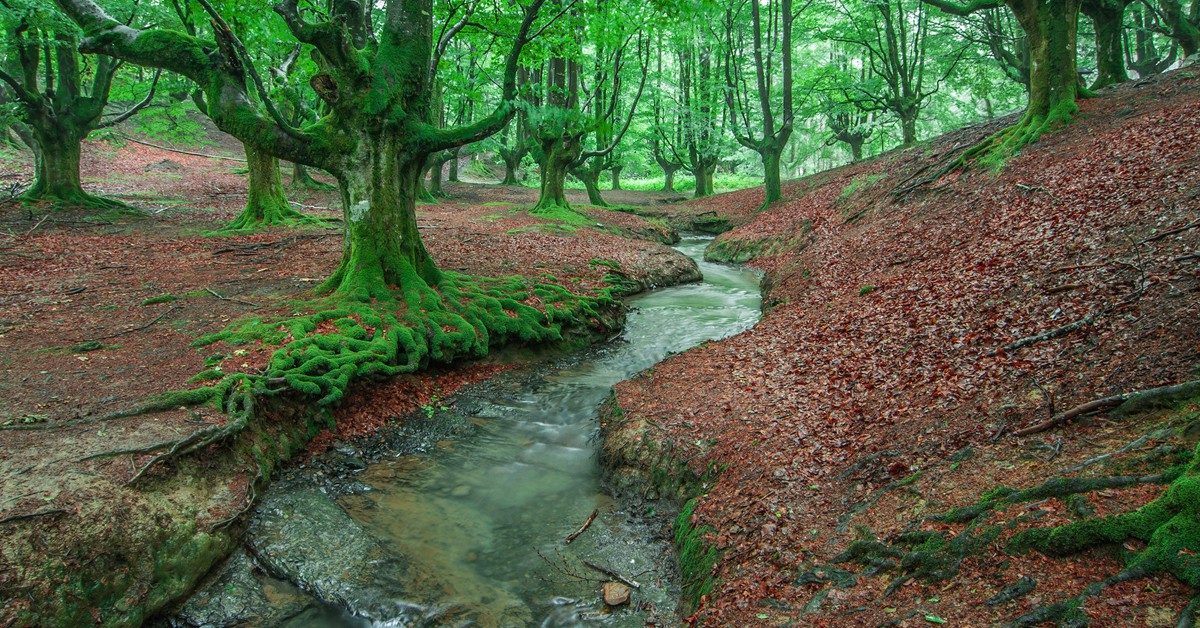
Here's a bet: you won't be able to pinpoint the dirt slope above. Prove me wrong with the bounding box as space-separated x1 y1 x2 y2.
606 69 1200 626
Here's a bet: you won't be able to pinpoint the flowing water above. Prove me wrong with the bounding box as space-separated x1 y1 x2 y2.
332 236 761 626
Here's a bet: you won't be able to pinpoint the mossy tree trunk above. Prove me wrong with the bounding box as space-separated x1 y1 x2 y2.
427 151 454 198
1 25 154 209
691 157 717 198
225 143 308 230
925 0 1081 159
571 163 605 206
447 148 459 182
1082 0 1131 89
290 162 334 191
58 0 545 300
500 148 525 184
610 164 622 190
533 136 581 211
759 143 784 206
1156 0 1200 57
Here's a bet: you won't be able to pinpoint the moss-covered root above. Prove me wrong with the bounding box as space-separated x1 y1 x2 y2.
1010 445 1200 587
22 186 135 212
1007 443 1200 625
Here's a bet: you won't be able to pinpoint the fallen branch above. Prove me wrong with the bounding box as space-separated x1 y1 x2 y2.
1013 380 1200 437
89 306 180 342
1141 218 1200 244
23 214 49 238
1059 428 1175 475
583 560 641 589
987 313 1099 357
0 508 67 525
1173 252 1200 263
564 508 599 544
1042 283 1086 295
204 287 260 308
117 133 246 162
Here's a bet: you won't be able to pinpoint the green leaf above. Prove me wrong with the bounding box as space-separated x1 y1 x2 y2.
925 614 946 624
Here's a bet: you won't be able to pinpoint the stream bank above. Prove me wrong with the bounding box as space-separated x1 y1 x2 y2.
168 236 761 627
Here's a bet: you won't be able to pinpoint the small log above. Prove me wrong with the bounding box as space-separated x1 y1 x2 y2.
564 508 599 544
1141 218 1200 243
1013 380 1200 437
583 560 640 589
987 313 1098 357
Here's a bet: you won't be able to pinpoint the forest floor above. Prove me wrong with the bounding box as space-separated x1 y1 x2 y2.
0 66 1197 627
0 131 695 625
604 68 1200 626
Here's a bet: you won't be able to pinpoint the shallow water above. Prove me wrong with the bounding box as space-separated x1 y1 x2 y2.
335 236 761 626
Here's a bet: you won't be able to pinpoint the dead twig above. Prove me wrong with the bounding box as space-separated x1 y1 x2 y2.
564 508 599 544
1043 283 1086 295
117 133 246 162
88 306 181 342
0 508 68 525
23 214 49 238
583 560 641 589
1012 380 1200 437
1141 218 1200 244
204 287 260 308
987 313 1099 357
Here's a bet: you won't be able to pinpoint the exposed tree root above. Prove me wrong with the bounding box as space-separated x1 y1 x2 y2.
987 313 1100 357
1013 380 1200 436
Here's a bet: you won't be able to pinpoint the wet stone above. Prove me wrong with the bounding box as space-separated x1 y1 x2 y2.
602 582 632 606
169 550 318 627
245 487 425 624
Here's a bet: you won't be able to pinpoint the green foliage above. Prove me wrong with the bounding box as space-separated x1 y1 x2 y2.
675 498 721 608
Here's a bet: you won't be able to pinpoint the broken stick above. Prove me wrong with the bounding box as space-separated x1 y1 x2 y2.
565 508 599 544
583 560 641 589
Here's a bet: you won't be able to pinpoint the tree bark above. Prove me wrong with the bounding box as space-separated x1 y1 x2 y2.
1083 0 1130 89
610 164 623 190
225 144 307 230
1158 0 1200 58
290 162 334 190
532 133 582 211
573 166 605 206
321 139 440 299
25 128 85 203
760 145 783 206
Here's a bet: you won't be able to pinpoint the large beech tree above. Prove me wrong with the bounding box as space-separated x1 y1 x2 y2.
55 0 545 298
924 0 1083 158
0 4 156 208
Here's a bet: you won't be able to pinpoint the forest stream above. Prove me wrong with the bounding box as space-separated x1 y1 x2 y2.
174 235 761 627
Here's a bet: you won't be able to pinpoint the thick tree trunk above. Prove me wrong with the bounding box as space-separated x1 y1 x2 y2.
21 126 118 208
848 138 865 162
532 139 580 211
321 140 440 300
693 160 716 198
662 165 679 192
225 144 306 230
290 162 334 190
573 166 606 206
500 151 522 185
1085 1 1130 89
428 154 452 198
610 165 623 191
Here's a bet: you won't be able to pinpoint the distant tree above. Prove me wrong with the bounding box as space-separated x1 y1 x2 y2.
1147 0 1199 58
0 0 157 208
1124 3 1178 77
723 0 796 207
1081 0 1133 89
56 0 545 298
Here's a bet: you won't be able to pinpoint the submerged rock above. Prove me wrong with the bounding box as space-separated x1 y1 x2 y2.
245 487 427 624
170 550 318 627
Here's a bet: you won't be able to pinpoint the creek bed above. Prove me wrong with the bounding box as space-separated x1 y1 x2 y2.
175 235 760 627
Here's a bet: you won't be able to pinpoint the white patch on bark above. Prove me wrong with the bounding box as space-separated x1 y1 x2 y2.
350 200 369 222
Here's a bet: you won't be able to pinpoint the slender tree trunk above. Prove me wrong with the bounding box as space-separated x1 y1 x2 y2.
447 149 460 182
321 139 440 299
760 146 783 206
610 165 623 191
1158 0 1200 57
225 144 305 230
428 154 452 198
573 166 605 206
1085 1 1131 89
